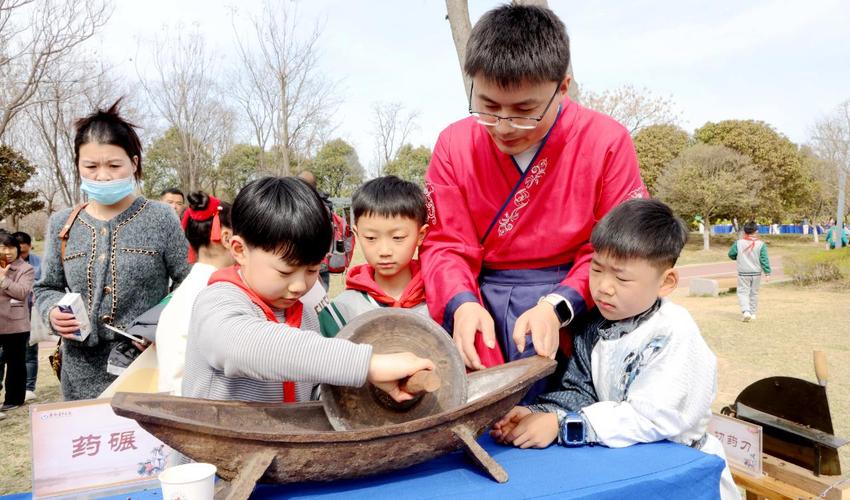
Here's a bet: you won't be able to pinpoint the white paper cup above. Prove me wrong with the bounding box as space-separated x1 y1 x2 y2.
159 462 217 500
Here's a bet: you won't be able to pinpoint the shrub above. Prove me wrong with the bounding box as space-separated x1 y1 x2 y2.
785 247 850 287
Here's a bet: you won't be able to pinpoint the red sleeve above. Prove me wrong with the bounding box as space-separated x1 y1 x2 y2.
558 129 647 315
420 128 484 325
420 129 504 366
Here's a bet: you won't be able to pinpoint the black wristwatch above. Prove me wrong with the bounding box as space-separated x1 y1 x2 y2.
538 294 573 325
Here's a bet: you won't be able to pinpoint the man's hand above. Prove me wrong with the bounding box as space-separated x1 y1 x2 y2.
491 406 531 443
512 302 560 358
453 302 496 370
503 411 559 449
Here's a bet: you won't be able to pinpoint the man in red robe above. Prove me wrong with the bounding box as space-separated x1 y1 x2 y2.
421 5 647 399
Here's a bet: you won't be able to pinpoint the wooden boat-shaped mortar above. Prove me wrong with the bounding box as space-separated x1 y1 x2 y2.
111 309 555 495
111 357 554 488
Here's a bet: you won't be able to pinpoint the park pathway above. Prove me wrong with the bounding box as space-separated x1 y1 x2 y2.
676 257 786 288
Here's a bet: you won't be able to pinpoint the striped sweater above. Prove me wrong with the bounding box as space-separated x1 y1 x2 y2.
182 282 373 402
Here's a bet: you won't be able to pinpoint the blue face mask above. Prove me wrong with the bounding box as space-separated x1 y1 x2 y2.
80 176 135 205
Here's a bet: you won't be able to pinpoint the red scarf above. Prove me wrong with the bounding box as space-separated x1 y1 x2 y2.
743 234 758 253
345 260 426 309
208 265 301 403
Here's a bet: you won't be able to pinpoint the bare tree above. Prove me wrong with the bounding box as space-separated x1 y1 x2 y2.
444 0 578 100
230 1 338 176
138 28 232 191
810 100 850 241
581 84 680 135
372 102 419 177
0 0 111 139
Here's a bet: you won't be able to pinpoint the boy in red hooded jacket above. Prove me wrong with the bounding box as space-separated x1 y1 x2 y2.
319 176 430 337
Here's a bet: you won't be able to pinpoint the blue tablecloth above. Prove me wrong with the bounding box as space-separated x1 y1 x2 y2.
6 435 723 499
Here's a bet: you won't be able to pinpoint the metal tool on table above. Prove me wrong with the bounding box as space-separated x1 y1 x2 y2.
721 350 848 476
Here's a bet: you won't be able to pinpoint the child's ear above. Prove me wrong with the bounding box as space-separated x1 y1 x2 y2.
658 268 679 298
219 228 233 249
416 224 429 246
351 224 358 236
229 235 249 266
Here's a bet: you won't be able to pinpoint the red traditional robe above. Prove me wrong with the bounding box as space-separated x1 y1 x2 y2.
421 98 647 366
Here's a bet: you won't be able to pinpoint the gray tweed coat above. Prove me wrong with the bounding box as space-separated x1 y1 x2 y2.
34 197 190 400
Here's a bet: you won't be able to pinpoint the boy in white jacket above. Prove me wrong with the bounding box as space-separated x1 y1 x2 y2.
492 199 739 500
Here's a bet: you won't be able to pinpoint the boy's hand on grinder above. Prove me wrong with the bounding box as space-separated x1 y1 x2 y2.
368 353 436 403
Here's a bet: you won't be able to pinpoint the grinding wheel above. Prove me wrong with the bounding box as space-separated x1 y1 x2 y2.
321 308 468 431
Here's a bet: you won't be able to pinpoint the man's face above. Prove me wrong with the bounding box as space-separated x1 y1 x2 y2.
354 215 426 280
231 237 320 310
161 193 184 214
18 242 30 259
589 252 677 321
469 77 568 155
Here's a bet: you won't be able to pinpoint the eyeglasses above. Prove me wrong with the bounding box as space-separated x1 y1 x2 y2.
468 82 560 130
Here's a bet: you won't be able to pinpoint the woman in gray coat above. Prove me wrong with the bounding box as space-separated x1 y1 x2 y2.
34 100 190 400
0 232 35 413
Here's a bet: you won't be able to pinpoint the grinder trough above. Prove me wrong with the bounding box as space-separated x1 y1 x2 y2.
111 310 556 498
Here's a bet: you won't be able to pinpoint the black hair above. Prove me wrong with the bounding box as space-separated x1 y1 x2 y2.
591 198 687 269
231 176 332 265
160 187 185 199
74 98 143 180
0 232 21 259
11 231 31 245
743 221 758 235
464 4 570 89
184 191 233 253
352 175 427 226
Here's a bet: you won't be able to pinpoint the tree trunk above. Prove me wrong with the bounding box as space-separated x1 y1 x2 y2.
702 217 710 251
445 0 472 97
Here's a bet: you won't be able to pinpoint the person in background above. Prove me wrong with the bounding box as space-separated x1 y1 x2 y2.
156 191 234 395
728 221 771 322
12 231 41 401
34 99 190 401
160 187 185 215
0 232 35 417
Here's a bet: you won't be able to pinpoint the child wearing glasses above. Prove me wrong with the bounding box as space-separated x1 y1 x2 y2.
420 4 646 402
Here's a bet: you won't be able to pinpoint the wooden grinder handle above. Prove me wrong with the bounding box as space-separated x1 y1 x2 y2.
814 350 828 387
400 370 441 395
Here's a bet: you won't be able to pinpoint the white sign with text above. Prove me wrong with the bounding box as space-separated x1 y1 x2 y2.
708 413 763 476
30 398 173 498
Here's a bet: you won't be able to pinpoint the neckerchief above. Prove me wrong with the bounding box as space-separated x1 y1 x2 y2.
345 260 425 309
208 265 301 403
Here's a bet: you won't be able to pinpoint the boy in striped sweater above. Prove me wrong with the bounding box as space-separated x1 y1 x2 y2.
319 176 430 337
182 176 434 404
728 221 771 322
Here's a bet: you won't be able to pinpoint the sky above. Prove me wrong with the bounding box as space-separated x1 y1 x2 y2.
94 0 850 172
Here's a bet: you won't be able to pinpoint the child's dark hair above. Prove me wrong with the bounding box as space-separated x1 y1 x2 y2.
743 221 758 235
352 176 427 226
591 198 688 269
185 191 232 253
464 4 570 89
231 176 332 265
74 98 143 179
0 232 21 258
11 231 31 246
161 187 185 199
